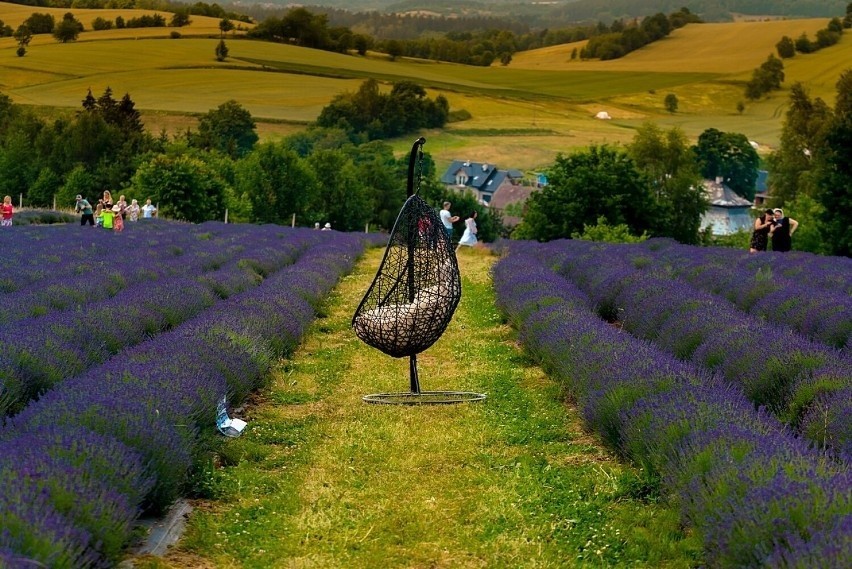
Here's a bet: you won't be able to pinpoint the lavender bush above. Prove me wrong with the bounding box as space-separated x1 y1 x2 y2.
0 223 372 567
547 239 851 458
493 244 850 567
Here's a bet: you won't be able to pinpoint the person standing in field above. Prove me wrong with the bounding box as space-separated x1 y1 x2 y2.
1 196 13 227
440 201 459 241
455 211 478 251
102 190 113 212
116 194 128 220
94 200 104 227
749 209 774 253
141 199 157 219
126 199 141 222
769 208 798 252
75 195 95 226
112 205 124 233
101 204 115 230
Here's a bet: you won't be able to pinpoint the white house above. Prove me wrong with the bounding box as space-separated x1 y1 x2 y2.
699 178 753 235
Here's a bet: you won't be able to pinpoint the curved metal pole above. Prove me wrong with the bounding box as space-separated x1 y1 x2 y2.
406 137 426 197
406 137 425 394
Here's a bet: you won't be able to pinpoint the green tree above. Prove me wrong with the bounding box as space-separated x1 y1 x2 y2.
353 34 371 55
795 33 814 53
23 13 55 35
766 82 832 205
782 195 828 254
385 39 404 60
27 167 62 208
132 153 227 223
170 10 190 28
513 145 657 241
745 54 785 100
91 17 112 31
307 149 371 231
816 69 852 256
218 18 234 37
693 128 760 200
0 130 39 199
344 140 406 230
629 123 706 244
664 93 678 113
13 25 32 57
194 100 258 158
776 35 795 58
215 39 228 61
234 142 319 225
53 13 83 43
57 164 97 208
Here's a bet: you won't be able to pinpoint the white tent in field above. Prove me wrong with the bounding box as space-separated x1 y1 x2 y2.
595 111 612 120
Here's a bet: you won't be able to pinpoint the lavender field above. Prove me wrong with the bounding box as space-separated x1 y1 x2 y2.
492 239 851 567
0 221 378 568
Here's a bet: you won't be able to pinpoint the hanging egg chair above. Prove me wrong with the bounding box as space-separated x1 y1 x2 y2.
352 138 486 404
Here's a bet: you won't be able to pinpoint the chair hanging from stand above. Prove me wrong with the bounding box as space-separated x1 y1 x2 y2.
352 138 486 404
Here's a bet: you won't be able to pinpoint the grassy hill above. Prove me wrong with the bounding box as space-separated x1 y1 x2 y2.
1 2 849 170
0 2 240 38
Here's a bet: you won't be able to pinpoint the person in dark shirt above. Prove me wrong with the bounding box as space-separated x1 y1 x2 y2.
769 208 799 252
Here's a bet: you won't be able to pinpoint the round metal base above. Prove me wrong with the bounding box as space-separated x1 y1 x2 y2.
362 391 487 405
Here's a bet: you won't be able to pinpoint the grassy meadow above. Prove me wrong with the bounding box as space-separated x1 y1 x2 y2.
1 2 851 169
128 247 701 568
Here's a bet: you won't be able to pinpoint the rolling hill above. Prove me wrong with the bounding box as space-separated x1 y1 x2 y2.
1 1 849 169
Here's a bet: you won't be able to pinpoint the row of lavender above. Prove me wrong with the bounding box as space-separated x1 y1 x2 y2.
0 226 372 568
0 222 329 417
547 239 851 461
626 239 851 350
492 242 850 567
0 221 288 326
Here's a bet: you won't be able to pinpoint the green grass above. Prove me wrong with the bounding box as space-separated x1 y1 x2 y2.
127 248 701 568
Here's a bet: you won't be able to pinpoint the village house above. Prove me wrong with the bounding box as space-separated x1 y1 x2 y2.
699 177 754 235
439 160 526 206
489 184 534 228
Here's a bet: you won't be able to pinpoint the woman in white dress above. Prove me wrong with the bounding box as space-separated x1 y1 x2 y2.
455 211 478 251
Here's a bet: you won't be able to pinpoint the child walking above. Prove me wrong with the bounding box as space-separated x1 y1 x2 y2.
112 205 124 232
1 196 13 227
94 200 104 227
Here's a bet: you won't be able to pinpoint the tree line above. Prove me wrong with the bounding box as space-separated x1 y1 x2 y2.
579 8 700 61
0 82 499 240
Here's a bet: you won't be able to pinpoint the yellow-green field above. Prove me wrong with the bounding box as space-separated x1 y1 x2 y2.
0 2 242 38
1 1 850 170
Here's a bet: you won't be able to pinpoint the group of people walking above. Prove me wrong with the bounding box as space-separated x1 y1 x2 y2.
750 208 798 253
75 191 157 229
440 201 478 251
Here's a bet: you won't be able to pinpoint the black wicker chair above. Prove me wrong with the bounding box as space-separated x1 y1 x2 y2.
352 138 484 404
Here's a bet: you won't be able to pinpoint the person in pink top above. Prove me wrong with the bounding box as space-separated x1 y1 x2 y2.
1 196 13 227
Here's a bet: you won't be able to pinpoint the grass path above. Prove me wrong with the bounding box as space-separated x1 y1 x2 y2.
132 247 700 568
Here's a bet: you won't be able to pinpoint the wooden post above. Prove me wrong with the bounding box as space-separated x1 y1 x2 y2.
291 213 296 228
